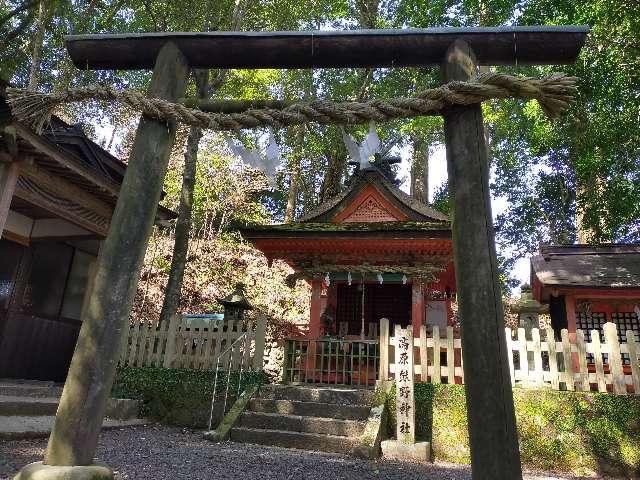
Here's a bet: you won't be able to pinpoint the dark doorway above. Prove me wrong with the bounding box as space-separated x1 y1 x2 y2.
336 282 412 335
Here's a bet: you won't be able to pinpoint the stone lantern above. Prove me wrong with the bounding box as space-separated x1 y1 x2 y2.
514 284 547 336
218 283 253 323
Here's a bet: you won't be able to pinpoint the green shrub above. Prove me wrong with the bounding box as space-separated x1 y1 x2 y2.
112 366 266 428
381 383 640 476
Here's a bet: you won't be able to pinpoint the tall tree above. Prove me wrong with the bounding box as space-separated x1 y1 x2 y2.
158 0 246 326
490 0 640 258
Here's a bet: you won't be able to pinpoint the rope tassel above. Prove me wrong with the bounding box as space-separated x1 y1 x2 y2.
6 73 577 133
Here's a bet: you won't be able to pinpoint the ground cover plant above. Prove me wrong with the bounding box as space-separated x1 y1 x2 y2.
385 383 640 476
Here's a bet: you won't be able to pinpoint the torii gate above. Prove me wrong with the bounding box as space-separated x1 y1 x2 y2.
13 27 588 480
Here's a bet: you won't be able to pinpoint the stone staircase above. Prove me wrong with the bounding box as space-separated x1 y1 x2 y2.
0 380 146 439
230 384 374 454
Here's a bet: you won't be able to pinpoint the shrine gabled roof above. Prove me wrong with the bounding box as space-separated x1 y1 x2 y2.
531 244 640 289
298 167 449 223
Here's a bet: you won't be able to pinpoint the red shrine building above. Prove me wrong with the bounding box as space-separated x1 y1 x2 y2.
242 164 457 341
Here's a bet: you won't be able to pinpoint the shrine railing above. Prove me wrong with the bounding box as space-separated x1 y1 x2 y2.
282 337 380 388
282 319 640 394
118 314 267 372
379 319 640 395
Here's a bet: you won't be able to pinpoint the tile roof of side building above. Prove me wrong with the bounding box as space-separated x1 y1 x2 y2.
531 243 640 289
0 78 176 221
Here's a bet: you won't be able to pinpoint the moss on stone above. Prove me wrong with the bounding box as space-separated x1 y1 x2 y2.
242 221 450 233
383 383 640 476
112 367 266 428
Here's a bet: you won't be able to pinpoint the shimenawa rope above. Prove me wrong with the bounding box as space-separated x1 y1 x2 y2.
6 72 577 133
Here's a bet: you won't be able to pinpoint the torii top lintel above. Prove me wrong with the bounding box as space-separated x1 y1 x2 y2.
65 26 589 71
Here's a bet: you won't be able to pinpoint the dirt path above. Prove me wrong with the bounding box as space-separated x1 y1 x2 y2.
0 425 596 480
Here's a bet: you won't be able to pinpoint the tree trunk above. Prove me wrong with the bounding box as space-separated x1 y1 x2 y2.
410 137 429 203
28 0 48 90
284 127 303 222
284 163 299 222
320 154 344 203
158 70 208 326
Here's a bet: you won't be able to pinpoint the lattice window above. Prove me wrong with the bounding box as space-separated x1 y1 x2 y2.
576 312 607 364
611 311 640 365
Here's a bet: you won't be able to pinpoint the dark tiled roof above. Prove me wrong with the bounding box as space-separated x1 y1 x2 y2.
1 79 176 220
298 167 449 223
43 120 126 184
531 244 640 288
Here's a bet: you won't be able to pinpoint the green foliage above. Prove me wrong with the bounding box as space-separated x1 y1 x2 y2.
112 366 266 428
381 383 640 475
4 0 639 287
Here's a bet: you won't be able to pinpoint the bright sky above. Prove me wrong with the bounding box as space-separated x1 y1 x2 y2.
397 144 529 294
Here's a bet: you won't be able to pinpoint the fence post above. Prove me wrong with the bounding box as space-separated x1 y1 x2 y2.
531 328 543 388
118 320 131 367
419 325 428 382
545 328 559 390
446 326 455 383
517 328 528 388
253 315 267 370
626 330 640 394
504 328 514 387
561 329 575 391
575 329 588 391
604 322 625 394
163 313 180 369
379 318 389 381
591 329 606 392
432 325 441 384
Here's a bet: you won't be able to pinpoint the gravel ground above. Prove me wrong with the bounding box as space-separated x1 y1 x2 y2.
0 425 599 480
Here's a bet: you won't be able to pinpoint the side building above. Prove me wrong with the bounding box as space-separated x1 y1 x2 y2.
0 80 175 381
531 244 640 365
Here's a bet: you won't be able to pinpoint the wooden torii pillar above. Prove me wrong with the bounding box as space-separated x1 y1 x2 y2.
14 27 587 480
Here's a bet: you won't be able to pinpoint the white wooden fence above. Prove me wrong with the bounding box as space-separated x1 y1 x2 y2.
379 318 640 394
118 314 266 371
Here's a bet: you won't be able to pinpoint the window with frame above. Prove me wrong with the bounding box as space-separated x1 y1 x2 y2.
611 311 640 365
576 311 607 364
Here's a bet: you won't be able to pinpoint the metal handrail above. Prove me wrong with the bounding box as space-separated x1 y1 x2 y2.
207 331 253 430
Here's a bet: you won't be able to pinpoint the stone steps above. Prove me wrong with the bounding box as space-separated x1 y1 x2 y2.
230 427 361 455
239 411 365 437
0 396 59 416
0 380 143 439
0 382 63 398
0 395 139 419
248 398 370 420
0 416 149 440
228 385 374 455
258 385 374 405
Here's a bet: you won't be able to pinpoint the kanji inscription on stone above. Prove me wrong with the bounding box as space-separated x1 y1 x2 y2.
394 325 415 444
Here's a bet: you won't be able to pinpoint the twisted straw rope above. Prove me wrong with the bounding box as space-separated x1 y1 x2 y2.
6 72 577 133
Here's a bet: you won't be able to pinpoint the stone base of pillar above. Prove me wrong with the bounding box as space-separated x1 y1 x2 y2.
13 462 113 480
381 440 431 462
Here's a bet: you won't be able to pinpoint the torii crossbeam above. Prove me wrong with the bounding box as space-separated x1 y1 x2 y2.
16 26 588 480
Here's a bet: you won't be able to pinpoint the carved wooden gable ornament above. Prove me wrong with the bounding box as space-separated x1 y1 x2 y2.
342 194 398 222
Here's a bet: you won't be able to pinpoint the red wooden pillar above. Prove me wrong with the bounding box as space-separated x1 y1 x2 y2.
411 280 424 337
309 278 323 338
565 295 578 340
